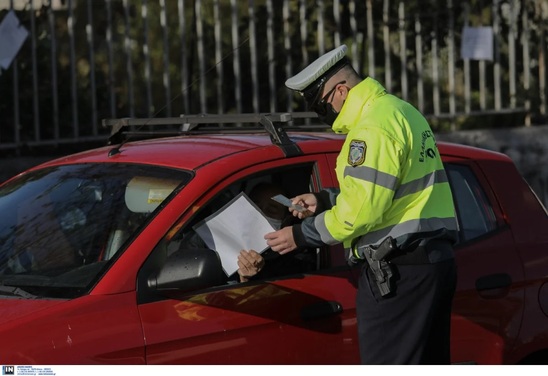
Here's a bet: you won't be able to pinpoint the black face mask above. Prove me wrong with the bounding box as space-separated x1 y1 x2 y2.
317 103 339 126
310 80 346 126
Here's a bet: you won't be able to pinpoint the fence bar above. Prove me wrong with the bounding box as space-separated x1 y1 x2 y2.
415 14 424 112
142 0 152 117
383 0 391 90
123 0 135 118
521 4 530 126
283 0 292 112
195 0 206 113
178 0 189 114
479 60 486 110
317 0 325 55
463 4 471 113
447 0 456 129
160 0 171 116
508 0 517 109
398 2 407 100
30 1 40 141
366 0 374 77
10 0 21 151
493 0 501 110
249 0 259 113
86 0 98 134
231 0 242 114
539 2 547 116
299 0 308 67
267 0 275 112
333 0 341 47
105 0 116 118
431 13 440 115
348 0 359 70
479 3 488 111
68 0 79 136
48 0 59 140
214 0 223 114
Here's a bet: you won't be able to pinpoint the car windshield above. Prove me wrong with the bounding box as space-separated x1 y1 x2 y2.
0 163 191 299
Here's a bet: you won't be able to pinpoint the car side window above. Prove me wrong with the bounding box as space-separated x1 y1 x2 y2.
144 164 321 292
445 163 498 243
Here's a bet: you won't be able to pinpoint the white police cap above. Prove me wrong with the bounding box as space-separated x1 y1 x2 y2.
285 45 348 93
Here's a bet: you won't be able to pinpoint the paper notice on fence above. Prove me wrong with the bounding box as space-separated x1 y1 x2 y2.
461 26 493 61
0 10 29 70
193 192 274 276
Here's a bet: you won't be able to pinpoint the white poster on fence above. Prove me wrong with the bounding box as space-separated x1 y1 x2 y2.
461 26 493 61
0 10 29 70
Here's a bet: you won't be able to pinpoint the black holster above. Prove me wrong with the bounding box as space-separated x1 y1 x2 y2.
361 237 398 296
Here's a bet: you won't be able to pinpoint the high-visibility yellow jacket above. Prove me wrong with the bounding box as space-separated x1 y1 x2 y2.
293 77 458 253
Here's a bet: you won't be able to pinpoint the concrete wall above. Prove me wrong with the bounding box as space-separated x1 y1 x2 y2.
1 125 547 207
436 125 548 208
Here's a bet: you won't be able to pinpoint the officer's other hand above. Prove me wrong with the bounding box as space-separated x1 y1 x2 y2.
290 193 317 219
237 249 265 282
264 226 297 255
347 249 361 267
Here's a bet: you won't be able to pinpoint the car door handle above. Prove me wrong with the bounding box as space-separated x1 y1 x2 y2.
475 273 512 299
300 301 343 321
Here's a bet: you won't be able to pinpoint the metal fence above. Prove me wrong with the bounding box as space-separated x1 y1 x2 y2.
0 0 547 151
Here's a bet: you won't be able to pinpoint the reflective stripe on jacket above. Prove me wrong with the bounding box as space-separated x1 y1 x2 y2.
297 77 458 250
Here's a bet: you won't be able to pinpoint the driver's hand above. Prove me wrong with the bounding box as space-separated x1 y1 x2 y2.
237 250 265 282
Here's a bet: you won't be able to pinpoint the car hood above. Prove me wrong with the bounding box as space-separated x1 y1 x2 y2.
0 298 66 326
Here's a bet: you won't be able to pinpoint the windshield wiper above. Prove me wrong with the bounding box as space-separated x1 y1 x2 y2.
0 285 38 299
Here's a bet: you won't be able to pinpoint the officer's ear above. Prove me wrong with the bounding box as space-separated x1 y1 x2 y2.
336 83 349 99
333 83 350 106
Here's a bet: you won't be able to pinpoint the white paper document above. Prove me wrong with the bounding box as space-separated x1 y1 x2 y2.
460 26 493 61
0 10 29 70
193 192 274 276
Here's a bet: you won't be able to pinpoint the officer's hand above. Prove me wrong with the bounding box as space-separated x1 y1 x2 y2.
290 193 317 219
347 249 361 267
265 226 297 255
237 250 265 282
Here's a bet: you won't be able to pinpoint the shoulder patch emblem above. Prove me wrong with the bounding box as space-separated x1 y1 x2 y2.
348 140 366 166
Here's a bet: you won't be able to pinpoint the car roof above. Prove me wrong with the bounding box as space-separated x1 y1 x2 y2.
36 132 346 171
34 131 510 173
437 141 511 161
27 112 512 172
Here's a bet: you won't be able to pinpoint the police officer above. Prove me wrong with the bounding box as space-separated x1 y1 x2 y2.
265 45 458 365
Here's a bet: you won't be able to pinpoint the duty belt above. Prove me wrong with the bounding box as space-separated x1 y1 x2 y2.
388 238 454 265
350 237 454 296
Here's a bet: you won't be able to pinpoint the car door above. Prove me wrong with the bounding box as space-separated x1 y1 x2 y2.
444 158 525 364
137 154 360 364
326 151 526 364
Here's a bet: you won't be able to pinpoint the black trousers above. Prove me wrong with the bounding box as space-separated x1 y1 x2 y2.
356 258 457 364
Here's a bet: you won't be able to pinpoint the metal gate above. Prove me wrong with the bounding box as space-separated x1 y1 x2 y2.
0 0 546 150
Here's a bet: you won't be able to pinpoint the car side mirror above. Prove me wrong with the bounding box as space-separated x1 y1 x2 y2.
147 248 226 297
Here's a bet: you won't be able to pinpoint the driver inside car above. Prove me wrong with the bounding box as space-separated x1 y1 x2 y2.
177 182 315 283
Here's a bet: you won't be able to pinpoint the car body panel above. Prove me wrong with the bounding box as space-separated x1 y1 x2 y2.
140 272 359 364
0 127 546 365
0 294 145 364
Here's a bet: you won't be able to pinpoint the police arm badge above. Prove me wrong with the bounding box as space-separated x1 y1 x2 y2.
348 140 366 166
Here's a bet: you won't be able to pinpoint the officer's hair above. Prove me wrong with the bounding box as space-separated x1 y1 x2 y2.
331 64 362 88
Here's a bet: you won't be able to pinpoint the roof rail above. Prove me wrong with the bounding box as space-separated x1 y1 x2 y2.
102 112 324 157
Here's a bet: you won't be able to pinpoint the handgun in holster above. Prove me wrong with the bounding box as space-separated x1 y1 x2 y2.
352 236 398 296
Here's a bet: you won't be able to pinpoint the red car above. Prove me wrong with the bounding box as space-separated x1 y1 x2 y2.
0 113 546 365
